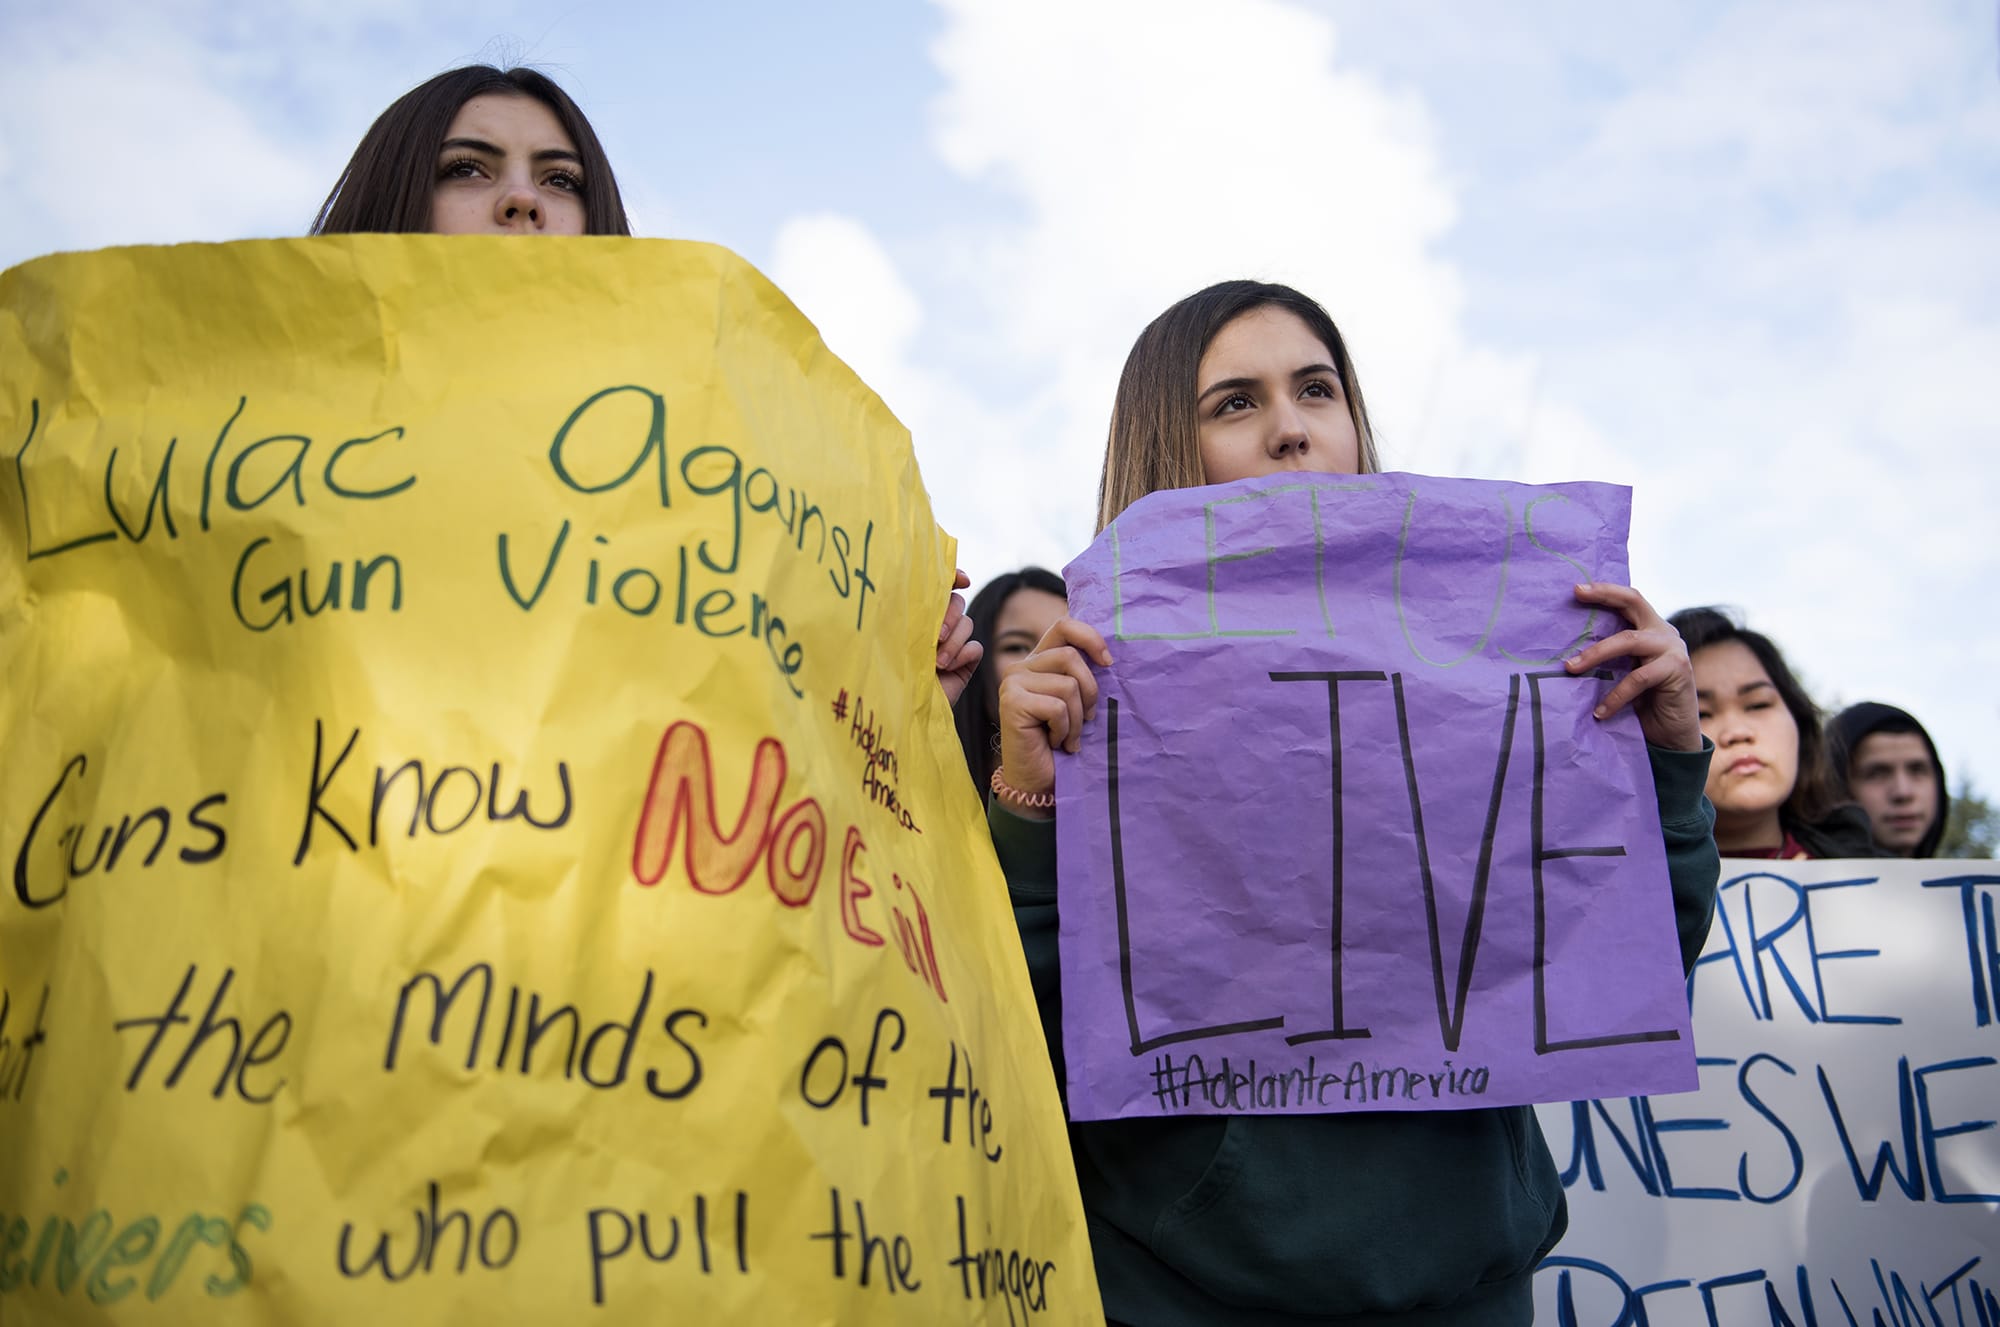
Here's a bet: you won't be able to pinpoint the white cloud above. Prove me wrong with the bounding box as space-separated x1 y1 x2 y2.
1487 0 2000 793
1568 1 1988 208
912 0 1548 575
771 214 924 407
768 211 1086 578
755 0 1545 589
4 0 1992 797
4 57 330 254
0 2 557 266
926 0 1473 427
879 0 1995 794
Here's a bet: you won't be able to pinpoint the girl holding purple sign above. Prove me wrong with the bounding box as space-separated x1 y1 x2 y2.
987 280 1721 1326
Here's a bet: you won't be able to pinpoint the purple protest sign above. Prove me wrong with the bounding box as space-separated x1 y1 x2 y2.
1054 473 1698 1120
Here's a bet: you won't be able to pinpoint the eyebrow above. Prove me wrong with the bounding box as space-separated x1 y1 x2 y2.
1197 363 1340 405
1695 679 1778 701
438 137 584 166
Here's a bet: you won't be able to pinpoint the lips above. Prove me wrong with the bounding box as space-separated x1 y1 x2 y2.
1726 757 1765 776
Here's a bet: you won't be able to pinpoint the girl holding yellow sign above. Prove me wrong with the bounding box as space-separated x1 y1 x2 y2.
309 67 986 700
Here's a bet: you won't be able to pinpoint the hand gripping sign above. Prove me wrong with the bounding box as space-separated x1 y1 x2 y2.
1054 475 1699 1120
0 238 1099 1325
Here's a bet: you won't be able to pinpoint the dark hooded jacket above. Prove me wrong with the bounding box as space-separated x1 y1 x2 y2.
1826 702 1950 858
1787 803 1882 859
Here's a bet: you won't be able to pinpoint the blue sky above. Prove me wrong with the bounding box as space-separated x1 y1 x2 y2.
4 0 1998 800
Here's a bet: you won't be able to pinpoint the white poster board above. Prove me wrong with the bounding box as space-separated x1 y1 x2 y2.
1533 859 1999 1326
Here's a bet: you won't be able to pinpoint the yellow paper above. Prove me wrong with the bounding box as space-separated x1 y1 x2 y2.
0 237 1100 1324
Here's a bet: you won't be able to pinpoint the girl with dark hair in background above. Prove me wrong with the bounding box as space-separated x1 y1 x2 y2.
313 65 631 236
989 279 1721 1325
1670 606 1878 859
952 567 1068 795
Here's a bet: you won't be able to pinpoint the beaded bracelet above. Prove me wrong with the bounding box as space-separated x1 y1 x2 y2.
990 766 1056 811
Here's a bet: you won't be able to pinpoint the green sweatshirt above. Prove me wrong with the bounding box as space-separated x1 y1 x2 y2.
993 742 1719 1326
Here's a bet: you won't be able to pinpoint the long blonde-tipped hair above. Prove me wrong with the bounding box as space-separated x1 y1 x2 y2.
1096 280 1380 532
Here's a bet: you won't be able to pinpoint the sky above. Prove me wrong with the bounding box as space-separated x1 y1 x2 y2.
3 0 1997 799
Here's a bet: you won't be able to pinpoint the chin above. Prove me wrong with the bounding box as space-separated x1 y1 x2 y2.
1714 795 1786 820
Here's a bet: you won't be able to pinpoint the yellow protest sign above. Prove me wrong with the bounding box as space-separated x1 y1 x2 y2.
0 238 1100 1324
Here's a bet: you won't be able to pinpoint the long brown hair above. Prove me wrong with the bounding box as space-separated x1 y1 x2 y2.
312 66 631 236
1097 280 1380 531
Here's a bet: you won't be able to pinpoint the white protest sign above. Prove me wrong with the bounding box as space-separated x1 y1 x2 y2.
1532 860 1999 1326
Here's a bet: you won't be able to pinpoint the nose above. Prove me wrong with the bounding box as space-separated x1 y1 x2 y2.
493 177 542 231
1265 400 1310 462
1714 711 1753 746
1887 769 1918 803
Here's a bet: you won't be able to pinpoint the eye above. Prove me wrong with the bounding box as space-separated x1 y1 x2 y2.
1301 378 1340 400
1747 699 1776 712
545 169 585 194
1212 392 1254 416
439 157 486 180
1696 706 1713 721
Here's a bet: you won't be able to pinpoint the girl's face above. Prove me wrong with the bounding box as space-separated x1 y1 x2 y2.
1195 306 1360 485
984 586 1068 716
1847 732 1938 854
1693 640 1800 822
429 94 587 236
990 588 1068 691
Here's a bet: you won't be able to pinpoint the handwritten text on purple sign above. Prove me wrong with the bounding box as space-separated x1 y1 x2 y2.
1054 474 1699 1120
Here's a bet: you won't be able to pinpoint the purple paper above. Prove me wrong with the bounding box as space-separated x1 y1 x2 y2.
1055 473 1699 1119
